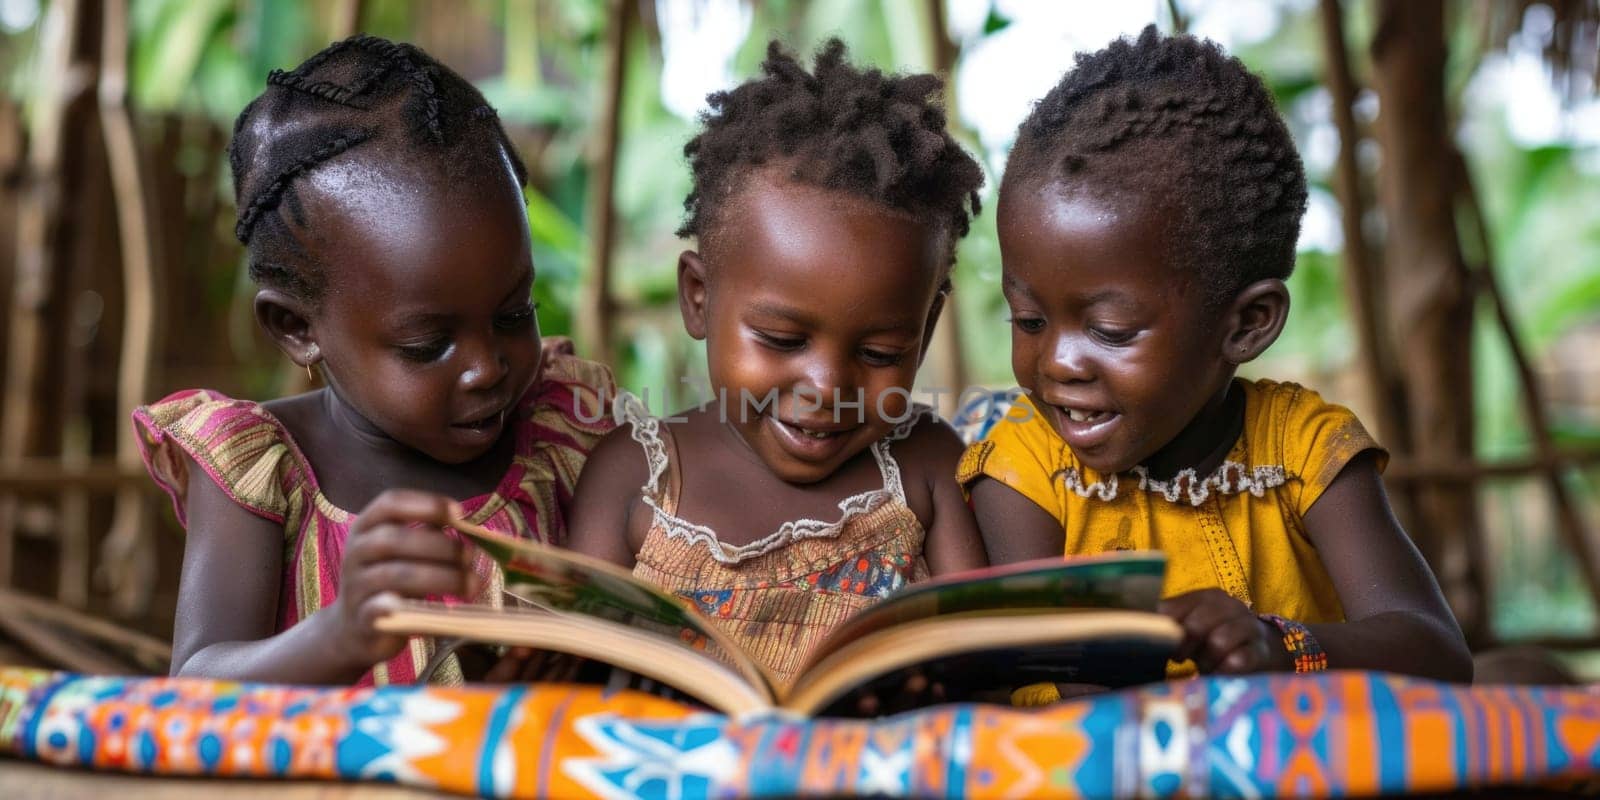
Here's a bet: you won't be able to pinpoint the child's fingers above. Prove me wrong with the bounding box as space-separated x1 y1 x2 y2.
362 560 474 599
348 523 465 568
1162 590 1246 662
353 590 406 631
1194 615 1261 673
1156 588 1213 621
353 490 465 532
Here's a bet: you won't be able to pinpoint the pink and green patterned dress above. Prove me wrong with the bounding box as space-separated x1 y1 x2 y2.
133 354 615 687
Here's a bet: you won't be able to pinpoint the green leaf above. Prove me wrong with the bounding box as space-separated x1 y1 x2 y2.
131 0 233 110
982 7 1011 36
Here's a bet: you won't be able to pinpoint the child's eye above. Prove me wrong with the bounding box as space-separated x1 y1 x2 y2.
859 348 905 367
754 330 805 351
495 302 538 331
1008 316 1047 334
1089 326 1138 346
397 338 451 363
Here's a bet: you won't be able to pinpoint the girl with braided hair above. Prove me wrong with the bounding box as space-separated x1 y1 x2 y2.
134 36 614 686
566 39 989 694
961 26 1469 698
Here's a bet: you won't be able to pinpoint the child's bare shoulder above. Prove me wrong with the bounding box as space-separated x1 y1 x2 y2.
890 412 966 482
582 421 652 492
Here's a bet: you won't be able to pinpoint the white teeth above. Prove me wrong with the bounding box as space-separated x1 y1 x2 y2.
803 429 831 439
1065 408 1107 424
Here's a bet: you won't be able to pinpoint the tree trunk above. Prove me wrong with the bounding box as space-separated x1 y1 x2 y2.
578 0 629 367
1316 0 1407 451
0 0 101 585
1368 0 1487 641
922 0 968 414
96 0 162 617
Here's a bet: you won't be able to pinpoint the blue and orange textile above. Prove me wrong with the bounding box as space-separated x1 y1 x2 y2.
2 666 1598 797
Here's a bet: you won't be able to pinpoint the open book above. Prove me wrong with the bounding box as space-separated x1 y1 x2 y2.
374 520 1182 716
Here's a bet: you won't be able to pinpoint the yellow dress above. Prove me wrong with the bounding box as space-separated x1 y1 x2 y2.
958 379 1385 679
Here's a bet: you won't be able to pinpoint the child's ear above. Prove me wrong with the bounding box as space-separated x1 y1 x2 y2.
916 280 951 365
1221 278 1289 365
677 250 710 341
254 289 321 368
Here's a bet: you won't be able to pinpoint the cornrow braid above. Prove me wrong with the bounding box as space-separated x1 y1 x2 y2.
265 69 368 109
228 34 530 304
680 38 984 269
234 129 372 242
1005 25 1307 305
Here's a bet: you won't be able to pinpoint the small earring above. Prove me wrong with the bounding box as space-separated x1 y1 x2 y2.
306 363 314 383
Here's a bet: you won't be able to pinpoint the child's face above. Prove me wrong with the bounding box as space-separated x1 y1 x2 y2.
683 170 946 485
997 182 1234 474
300 159 543 465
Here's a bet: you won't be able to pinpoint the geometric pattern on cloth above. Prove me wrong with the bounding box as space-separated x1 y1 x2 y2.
3 667 1599 798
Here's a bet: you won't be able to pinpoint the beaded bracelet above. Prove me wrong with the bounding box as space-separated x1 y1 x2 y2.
1259 613 1328 673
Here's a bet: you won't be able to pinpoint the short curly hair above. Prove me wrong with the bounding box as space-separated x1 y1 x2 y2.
1004 25 1306 304
229 35 529 304
680 39 984 270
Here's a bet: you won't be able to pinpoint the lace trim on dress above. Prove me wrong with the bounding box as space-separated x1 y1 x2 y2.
1054 460 1288 507
618 393 928 565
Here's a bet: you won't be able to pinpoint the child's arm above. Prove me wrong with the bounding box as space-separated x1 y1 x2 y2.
902 418 988 574
565 424 649 568
969 477 1065 564
172 465 477 684
1163 452 1472 681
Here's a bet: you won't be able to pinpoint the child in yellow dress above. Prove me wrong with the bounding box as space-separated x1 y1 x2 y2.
960 27 1469 692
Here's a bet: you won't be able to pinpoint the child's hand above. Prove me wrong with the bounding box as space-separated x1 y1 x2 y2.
1159 588 1285 674
329 490 480 672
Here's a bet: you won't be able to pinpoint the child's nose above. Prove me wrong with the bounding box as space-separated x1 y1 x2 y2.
798 355 852 401
1041 336 1093 384
459 342 509 391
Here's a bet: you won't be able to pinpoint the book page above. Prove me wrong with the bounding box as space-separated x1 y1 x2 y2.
450 518 773 694
800 551 1167 673
783 610 1181 715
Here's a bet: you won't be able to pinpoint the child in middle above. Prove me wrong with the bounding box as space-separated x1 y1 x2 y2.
568 40 989 688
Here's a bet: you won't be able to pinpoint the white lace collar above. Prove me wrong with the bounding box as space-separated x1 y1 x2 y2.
1053 460 1287 507
617 393 927 564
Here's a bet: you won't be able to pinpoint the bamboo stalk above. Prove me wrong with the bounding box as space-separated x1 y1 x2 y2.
0 460 150 490
96 0 160 617
1453 150 1600 617
1369 0 1488 641
0 0 92 585
1386 448 1600 483
578 0 629 367
1316 0 1407 450
0 585 170 663
922 0 969 417
332 0 364 39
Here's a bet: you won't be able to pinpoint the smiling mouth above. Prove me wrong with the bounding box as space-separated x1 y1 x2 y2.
1063 407 1113 424
777 419 848 439
452 409 505 431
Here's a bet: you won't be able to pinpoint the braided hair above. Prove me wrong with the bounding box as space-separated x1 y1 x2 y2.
680 39 984 269
1005 25 1306 305
229 35 529 303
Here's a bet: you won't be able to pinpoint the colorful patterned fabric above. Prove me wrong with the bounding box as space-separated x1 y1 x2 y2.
622 395 931 689
133 354 615 687
959 380 1382 679
2 666 1597 797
